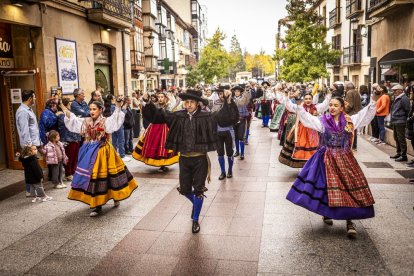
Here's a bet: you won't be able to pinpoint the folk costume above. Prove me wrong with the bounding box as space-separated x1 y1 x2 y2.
269 85 286 132
279 93 331 167
286 99 377 236
208 89 236 180
143 89 239 233
260 82 275 127
64 106 138 216
232 86 252 160
132 93 179 169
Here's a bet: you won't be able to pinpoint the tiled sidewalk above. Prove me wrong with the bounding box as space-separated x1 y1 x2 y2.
89 121 414 276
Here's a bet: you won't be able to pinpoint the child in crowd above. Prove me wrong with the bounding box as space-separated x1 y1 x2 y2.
19 146 52 202
44 130 68 189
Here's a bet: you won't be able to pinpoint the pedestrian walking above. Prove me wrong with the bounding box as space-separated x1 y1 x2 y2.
142 89 238 233
18 145 52 202
390 84 410 162
44 130 68 189
60 98 138 217
285 96 377 237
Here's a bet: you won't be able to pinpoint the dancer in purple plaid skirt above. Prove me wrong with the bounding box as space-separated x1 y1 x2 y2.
282 95 377 238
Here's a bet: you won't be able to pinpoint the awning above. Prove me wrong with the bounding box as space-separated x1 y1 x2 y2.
379 49 414 65
383 67 398 76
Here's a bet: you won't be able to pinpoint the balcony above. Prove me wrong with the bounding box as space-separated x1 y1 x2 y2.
145 56 159 72
343 45 362 65
85 0 132 29
133 4 143 22
346 0 363 18
130 50 145 71
329 8 341 29
328 57 342 68
143 14 157 31
367 0 414 17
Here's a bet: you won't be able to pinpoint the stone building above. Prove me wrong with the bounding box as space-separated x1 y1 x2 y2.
0 0 133 169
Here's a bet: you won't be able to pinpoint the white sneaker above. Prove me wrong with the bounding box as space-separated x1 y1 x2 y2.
371 138 379 143
54 184 65 189
31 197 41 203
42 196 53 202
122 156 131 162
59 183 67 188
377 141 386 145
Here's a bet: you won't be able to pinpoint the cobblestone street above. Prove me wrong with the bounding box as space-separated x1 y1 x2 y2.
0 119 413 275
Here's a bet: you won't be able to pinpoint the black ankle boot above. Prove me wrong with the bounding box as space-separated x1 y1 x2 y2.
227 171 232 178
240 155 244 160
192 220 200 233
218 173 226 180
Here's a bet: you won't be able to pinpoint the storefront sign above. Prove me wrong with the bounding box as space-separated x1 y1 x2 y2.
10 88 22 104
55 38 79 94
0 22 14 68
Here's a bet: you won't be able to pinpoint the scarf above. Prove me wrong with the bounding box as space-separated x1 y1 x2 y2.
321 112 347 133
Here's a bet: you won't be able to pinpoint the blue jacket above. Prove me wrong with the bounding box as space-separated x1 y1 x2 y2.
57 114 81 142
70 100 90 118
39 108 58 144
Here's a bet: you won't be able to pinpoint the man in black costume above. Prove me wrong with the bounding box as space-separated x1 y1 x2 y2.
142 89 238 233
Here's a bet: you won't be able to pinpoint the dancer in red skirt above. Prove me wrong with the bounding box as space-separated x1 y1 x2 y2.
133 92 179 171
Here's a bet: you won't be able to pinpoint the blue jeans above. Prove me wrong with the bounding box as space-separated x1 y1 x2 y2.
377 116 386 141
112 126 125 158
124 128 134 153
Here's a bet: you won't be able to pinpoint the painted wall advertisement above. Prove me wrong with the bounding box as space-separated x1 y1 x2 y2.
55 38 79 94
0 22 14 68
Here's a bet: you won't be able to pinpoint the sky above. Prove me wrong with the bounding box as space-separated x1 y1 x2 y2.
200 0 288 55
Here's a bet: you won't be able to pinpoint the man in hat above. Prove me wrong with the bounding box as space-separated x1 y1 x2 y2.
390 84 410 162
208 86 236 180
142 89 238 233
232 85 252 160
260 81 275 127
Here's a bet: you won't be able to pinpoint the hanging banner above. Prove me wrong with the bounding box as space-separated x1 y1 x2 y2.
0 22 14 68
55 38 79 94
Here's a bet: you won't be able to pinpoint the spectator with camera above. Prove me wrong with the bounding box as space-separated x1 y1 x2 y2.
70 88 89 118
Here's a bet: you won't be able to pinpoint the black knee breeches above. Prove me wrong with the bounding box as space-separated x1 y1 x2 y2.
216 131 234 157
179 155 208 196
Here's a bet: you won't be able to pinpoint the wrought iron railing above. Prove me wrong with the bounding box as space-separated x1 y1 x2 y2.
133 4 142 21
368 0 390 12
329 7 341 28
343 45 362 65
346 0 363 18
88 0 132 22
130 50 145 68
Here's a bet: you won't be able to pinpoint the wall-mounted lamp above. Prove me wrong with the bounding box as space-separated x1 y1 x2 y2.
144 34 155 50
360 26 368 38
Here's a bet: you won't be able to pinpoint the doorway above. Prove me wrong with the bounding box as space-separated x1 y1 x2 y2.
0 70 43 169
93 44 113 94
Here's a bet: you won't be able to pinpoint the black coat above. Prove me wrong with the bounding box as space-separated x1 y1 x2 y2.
19 155 44 184
143 100 239 153
123 107 134 129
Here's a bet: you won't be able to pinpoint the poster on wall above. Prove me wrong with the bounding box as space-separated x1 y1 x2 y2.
0 22 14 68
55 38 79 95
10 88 22 104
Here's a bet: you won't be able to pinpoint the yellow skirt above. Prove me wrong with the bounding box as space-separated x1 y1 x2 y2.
68 142 138 208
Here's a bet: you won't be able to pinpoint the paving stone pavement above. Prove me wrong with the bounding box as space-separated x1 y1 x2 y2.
0 119 413 276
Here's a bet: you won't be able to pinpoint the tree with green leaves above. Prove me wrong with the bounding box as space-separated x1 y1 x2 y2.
276 0 341 82
186 28 234 85
228 34 246 80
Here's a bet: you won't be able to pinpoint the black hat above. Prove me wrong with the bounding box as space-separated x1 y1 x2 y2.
179 89 209 106
213 85 230 93
262 81 271 86
231 85 244 92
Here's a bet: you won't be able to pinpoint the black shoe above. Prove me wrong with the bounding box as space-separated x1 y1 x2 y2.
323 216 333 226
234 152 240 157
192 220 200 234
219 173 226 180
395 156 408 162
390 154 401 159
245 141 249 145
240 155 244 160
227 172 232 178
407 160 414 166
